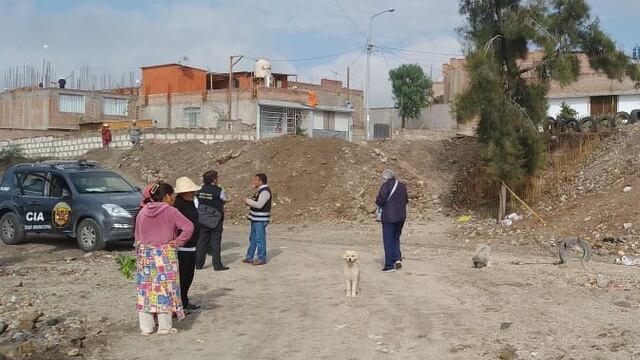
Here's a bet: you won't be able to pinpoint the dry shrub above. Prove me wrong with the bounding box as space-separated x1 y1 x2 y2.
452 133 604 212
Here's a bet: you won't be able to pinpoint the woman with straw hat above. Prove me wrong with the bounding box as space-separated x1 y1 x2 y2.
173 177 202 311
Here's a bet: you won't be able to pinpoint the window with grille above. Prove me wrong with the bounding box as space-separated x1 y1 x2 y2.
58 94 85 113
103 98 128 116
183 107 201 128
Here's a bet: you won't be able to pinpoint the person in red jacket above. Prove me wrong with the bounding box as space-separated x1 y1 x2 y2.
101 123 112 148
135 182 194 335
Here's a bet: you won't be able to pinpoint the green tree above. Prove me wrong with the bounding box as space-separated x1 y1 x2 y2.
389 64 433 129
455 0 640 186
556 102 578 122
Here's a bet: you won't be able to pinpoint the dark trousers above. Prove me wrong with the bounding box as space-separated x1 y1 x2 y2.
196 224 225 269
178 250 196 307
382 221 404 269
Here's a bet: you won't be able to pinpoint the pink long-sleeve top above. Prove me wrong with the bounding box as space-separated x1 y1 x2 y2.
135 202 194 246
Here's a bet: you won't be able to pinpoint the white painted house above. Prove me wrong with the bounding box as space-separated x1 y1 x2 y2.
547 54 640 118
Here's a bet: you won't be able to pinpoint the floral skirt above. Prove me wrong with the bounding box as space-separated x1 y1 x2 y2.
135 244 185 319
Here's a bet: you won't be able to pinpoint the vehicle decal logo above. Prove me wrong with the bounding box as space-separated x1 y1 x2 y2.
52 202 72 228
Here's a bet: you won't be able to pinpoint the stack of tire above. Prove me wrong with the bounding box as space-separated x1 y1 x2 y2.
546 109 640 134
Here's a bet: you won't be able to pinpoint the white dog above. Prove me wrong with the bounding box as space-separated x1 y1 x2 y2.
343 250 360 298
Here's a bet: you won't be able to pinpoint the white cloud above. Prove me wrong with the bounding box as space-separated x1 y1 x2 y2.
3 0 631 106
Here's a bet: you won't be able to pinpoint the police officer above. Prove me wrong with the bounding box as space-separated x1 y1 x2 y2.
195 170 229 271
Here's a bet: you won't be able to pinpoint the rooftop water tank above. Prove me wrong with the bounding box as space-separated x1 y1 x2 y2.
254 59 272 78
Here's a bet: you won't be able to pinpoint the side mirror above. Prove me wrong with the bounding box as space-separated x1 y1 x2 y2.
62 189 71 199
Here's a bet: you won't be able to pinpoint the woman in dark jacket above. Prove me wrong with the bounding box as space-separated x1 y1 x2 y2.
173 177 202 311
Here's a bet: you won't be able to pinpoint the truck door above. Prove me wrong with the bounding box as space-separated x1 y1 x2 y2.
46 172 74 234
15 171 54 232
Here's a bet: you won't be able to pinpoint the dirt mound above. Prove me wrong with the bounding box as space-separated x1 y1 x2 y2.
106 136 439 224
454 125 640 257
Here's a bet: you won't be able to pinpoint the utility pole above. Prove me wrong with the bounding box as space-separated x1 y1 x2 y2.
228 55 244 120
365 8 394 141
41 44 49 88
346 66 350 102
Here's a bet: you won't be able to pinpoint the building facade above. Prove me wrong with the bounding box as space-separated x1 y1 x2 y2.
442 52 640 120
139 63 364 141
0 87 137 135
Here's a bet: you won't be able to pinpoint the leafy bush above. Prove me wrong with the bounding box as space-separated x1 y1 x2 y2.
0 145 23 163
116 254 137 280
295 122 307 136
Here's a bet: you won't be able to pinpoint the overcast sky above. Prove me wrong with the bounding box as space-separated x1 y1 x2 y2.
1 0 638 107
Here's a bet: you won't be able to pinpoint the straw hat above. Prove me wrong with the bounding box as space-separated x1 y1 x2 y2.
102 123 110 127
175 177 201 194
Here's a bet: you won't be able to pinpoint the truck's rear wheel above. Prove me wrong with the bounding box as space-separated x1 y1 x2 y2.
76 219 105 252
0 213 25 245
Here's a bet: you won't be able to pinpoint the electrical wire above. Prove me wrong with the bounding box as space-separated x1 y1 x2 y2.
246 46 362 63
376 45 463 57
346 48 366 68
331 0 367 40
377 48 443 74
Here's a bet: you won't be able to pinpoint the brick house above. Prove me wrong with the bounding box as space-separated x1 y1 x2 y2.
139 63 363 141
443 52 640 120
0 86 137 138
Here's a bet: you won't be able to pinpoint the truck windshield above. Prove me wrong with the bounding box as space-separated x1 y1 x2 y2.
71 172 135 194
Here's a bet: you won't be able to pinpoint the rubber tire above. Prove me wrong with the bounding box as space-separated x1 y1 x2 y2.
564 119 580 133
76 218 105 252
544 116 556 134
614 111 630 127
579 117 594 133
559 237 592 264
630 110 640 125
597 115 613 132
0 212 25 245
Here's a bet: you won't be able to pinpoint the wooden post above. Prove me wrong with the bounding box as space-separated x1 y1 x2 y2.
228 56 233 121
498 183 507 222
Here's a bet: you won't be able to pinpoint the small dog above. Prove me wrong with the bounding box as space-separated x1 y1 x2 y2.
343 250 360 298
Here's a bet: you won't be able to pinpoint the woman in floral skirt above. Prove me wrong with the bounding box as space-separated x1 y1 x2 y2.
134 182 194 335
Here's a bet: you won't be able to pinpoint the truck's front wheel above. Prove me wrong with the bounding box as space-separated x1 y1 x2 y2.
76 219 105 252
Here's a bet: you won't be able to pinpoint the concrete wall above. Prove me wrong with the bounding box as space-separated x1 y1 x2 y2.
0 89 49 129
0 129 256 160
619 95 640 114
548 97 590 118
370 103 456 135
141 90 257 130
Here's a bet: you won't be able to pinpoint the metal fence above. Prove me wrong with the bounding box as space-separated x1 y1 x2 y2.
260 106 307 138
373 124 390 139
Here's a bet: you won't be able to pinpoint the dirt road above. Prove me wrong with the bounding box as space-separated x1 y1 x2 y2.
2 216 640 359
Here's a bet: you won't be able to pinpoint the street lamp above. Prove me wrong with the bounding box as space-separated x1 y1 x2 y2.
365 8 394 141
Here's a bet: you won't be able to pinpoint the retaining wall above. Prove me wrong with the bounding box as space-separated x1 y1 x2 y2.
0 130 256 159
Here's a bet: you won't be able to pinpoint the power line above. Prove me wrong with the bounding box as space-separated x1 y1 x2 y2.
332 0 367 39
376 45 463 57
377 48 443 74
247 46 362 63
346 48 366 68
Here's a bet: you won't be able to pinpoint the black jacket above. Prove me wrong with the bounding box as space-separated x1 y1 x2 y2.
174 196 200 248
375 179 408 223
